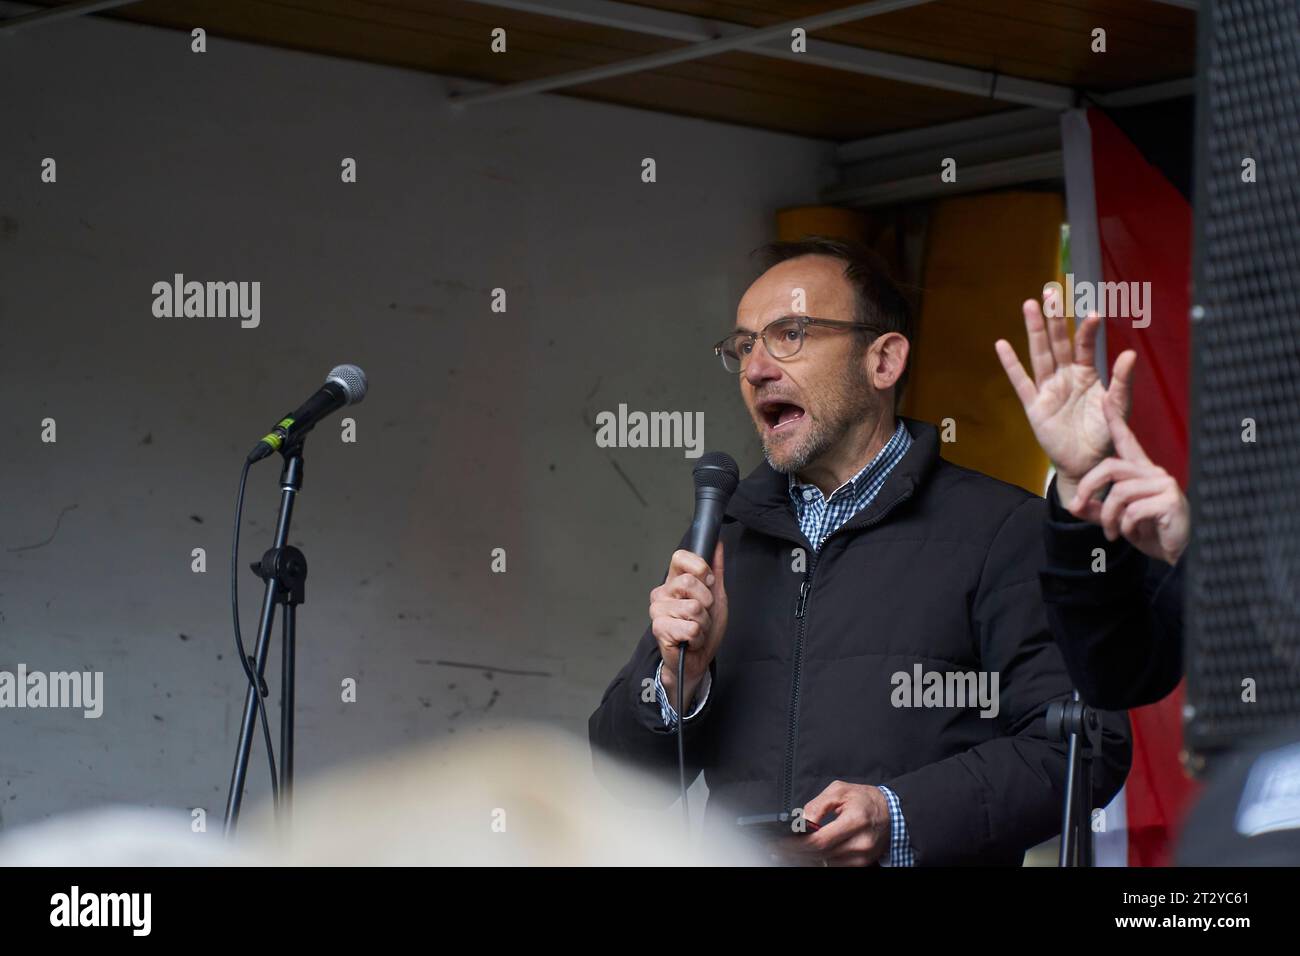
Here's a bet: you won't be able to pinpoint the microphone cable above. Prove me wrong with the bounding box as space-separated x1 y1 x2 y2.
677 649 689 834
229 458 280 811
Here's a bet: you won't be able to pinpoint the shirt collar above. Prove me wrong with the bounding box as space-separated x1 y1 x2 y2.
788 419 908 505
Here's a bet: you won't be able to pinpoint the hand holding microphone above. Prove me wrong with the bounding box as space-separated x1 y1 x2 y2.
652 543 727 716
652 452 739 717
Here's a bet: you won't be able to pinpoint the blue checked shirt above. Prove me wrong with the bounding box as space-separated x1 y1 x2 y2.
656 420 917 866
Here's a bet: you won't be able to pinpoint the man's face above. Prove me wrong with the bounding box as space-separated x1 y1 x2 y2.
735 255 880 475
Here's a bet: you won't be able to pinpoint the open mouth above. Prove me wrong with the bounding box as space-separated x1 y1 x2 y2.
757 398 806 433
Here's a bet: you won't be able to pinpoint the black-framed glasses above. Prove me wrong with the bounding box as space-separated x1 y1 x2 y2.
713 315 882 373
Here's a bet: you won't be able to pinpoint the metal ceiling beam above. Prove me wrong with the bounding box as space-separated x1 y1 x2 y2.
761 42 1074 109
831 71 1193 196
453 0 1200 113
836 108 1060 164
822 150 1065 207
453 0 1074 109
0 0 140 35
452 0 724 42
450 0 1085 110
1089 76 1197 107
832 106 1063 202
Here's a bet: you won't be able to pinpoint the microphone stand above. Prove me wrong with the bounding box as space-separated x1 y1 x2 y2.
223 435 309 835
1046 690 1101 866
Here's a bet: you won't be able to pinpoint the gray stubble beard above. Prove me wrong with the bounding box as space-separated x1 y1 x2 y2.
759 353 878 476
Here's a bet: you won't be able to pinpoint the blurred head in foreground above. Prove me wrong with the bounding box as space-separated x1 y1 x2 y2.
0 724 762 866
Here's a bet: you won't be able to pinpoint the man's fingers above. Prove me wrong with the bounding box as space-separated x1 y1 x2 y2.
1071 457 1148 509
796 782 854 851
1023 298 1056 386
799 797 833 833
1044 298 1074 370
650 613 702 648
649 595 712 648
1106 396 1152 466
798 781 846 834
651 545 726 677
662 572 713 607
1106 349 1137 417
995 339 1038 408
1074 312 1102 367
649 595 711 627
1102 349 1145 465
665 548 711 584
1118 494 1170 540
800 807 859 855
1099 478 1169 539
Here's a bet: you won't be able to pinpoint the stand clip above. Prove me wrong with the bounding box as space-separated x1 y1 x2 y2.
250 546 308 606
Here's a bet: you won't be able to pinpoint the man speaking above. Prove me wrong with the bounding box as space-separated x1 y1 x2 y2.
589 237 1130 865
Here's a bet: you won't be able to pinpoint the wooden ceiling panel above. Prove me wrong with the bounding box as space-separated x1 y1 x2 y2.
15 0 1196 139
628 1 1195 88
570 51 1010 138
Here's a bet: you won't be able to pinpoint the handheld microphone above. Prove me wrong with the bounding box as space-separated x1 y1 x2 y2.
247 364 368 463
675 451 739 832
687 452 740 561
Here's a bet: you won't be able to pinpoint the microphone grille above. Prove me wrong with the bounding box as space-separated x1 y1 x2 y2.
327 364 368 404
693 452 740 495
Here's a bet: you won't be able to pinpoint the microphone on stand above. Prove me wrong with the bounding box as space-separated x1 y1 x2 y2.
226 363 368 833
247 364 368 463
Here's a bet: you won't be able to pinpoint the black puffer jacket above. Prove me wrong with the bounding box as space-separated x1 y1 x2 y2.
589 417 1131 864
1039 476 1184 710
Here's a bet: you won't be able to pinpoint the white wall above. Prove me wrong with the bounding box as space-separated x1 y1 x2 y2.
0 4 834 828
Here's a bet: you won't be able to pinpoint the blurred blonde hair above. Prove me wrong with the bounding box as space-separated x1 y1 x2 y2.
0 724 762 867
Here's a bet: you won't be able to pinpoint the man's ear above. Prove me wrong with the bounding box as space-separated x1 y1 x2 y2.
867 333 910 391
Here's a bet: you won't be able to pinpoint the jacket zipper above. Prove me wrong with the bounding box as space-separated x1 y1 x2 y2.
780 485 915 814
782 562 816 814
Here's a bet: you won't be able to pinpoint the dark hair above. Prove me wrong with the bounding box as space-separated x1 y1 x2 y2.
753 235 914 401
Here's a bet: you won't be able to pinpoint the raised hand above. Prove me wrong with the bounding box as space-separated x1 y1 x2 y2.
995 295 1136 507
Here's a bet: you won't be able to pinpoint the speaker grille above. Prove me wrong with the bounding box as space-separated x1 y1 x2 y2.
1187 0 1300 758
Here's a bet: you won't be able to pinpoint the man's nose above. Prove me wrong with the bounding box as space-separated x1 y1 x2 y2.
743 345 782 387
